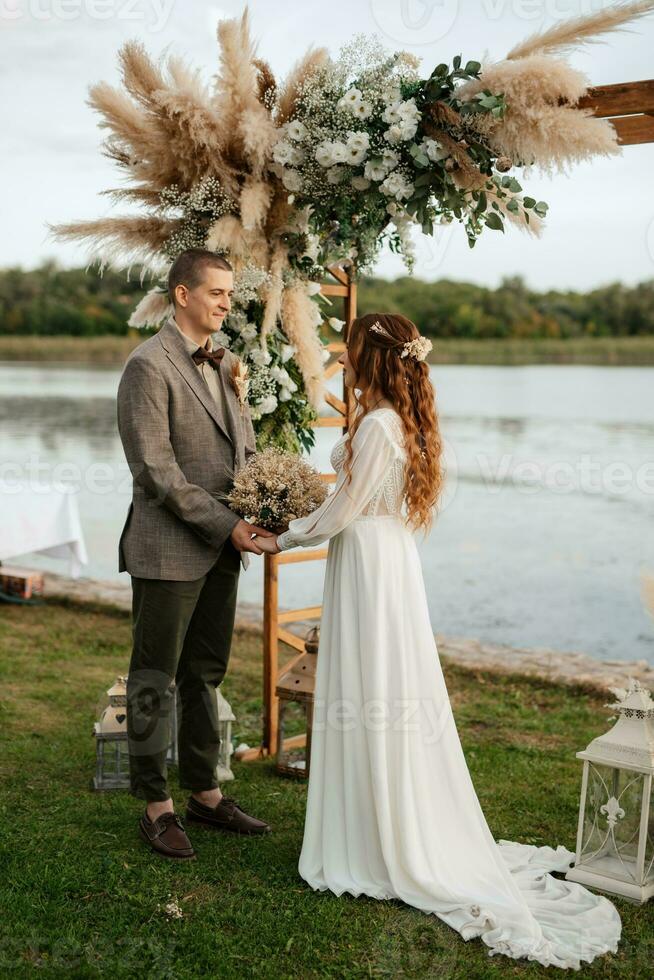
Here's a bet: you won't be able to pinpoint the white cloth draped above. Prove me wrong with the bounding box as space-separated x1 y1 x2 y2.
277 407 621 970
0 485 88 578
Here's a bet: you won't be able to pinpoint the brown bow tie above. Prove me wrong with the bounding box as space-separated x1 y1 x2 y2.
191 346 226 370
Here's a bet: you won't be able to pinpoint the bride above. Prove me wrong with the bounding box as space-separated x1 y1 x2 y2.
254 312 621 969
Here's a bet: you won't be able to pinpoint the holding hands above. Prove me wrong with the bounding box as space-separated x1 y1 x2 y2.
253 533 281 555
230 519 275 556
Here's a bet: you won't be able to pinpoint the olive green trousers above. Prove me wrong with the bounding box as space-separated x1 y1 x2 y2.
126 541 240 802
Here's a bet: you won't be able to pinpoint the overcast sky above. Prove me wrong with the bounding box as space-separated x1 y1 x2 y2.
3 0 654 290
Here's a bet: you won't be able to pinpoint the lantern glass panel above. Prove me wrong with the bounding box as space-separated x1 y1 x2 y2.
277 699 310 775
645 790 654 884
581 762 645 883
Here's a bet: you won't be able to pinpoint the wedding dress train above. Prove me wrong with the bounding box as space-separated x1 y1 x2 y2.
276 407 621 969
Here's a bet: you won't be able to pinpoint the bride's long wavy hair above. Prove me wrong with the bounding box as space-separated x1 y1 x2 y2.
342 312 444 533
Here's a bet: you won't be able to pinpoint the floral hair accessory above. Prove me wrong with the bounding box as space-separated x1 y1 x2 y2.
369 320 432 362
401 336 433 362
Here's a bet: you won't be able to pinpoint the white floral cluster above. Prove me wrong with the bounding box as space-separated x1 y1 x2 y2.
266 40 433 270
218 283 299 419
231 262 275 307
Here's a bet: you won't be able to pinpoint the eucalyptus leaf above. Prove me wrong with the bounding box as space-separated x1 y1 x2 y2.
485 211 504 232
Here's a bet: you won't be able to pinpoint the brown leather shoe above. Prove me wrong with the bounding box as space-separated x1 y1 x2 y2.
185 795 271 835
139 810 196 860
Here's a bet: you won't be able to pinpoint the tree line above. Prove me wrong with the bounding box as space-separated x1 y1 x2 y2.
1 262 652 339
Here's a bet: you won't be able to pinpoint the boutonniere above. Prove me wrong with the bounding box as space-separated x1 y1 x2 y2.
229 356 250 413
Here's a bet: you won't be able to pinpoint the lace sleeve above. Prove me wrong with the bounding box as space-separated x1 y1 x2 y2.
277 416 402 551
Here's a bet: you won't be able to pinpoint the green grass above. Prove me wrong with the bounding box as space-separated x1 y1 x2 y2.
1 600 652 978
2 334 654 368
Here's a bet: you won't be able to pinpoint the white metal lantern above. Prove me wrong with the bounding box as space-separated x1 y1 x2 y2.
566 679 654 903
93 676 178 791
215 687 236 783
93 677 235 789
93 676 131 790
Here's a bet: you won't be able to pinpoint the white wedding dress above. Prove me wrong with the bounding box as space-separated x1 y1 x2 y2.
276 407 621 970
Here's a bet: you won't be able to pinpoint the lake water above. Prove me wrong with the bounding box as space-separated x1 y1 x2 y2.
1 362 653 665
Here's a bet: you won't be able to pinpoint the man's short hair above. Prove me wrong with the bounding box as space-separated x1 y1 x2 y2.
168 249 233 304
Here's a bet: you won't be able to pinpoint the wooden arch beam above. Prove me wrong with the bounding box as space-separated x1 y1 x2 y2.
577 78 654 145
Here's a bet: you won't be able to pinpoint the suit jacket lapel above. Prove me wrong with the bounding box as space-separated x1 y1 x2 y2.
158 316 233 448
216 362 245 470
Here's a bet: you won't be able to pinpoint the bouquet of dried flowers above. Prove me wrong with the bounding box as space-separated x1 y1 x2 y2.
226 448 328 532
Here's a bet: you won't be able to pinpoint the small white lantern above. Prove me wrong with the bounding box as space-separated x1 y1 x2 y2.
215 687 236 783
566 678 654 903
93 677 235 789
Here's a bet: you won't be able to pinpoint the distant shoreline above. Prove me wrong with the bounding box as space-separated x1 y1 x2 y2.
1 334 654 367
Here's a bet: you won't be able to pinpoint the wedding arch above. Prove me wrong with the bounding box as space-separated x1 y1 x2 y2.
51 2 654 759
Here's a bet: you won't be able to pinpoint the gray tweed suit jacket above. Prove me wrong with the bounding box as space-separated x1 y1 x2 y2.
117 314 256 580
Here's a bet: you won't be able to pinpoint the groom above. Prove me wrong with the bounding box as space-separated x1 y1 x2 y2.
117 248 273 860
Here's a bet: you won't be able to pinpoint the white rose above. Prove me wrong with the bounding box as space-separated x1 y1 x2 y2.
352 175 371 191
270 365 290 384
397 98 419 119
305 281 322 296
346 131 370 152
282 169 303 192
340 87 362 108
382 86 402 105
213 330 230 347
280 343 296 362
257 394 278 415
278 388 293 402
330 142 347 164
399 119 418 140
382 149 399 171
384 120 416 144
344 144 367 165
364 158 387 182
272 140 295 165
250 347 272 366
315 141 336 167
384 124 404 145
382 102 402 124
289 145 306 165
380 172 413 201
352 101 372 120
328 317 345 333
286 120 308 141
240 323 258 342
422 138 449 162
